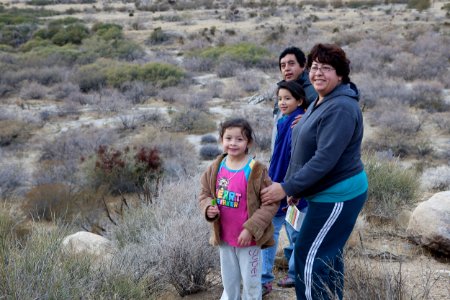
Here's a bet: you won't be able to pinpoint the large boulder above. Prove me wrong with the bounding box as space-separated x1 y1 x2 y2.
61 231 115 261
407 191 450 255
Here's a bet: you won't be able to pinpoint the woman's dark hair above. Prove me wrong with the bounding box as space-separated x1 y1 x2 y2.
219 118 254 153
307 43 351 84
277 81 308 110
279 46 307 69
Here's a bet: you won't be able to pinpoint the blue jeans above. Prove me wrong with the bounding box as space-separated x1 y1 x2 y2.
261 207 307 284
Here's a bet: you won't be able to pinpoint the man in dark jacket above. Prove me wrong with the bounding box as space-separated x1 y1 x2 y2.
262 47 318 296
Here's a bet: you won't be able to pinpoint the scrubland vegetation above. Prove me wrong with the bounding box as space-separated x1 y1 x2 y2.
0 0 449 299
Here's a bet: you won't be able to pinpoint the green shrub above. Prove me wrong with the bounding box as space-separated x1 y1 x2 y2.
51 23 89 46
407 0 430 10
147 27 170 44
362 152 420 219
75 63 108 92
91 22 123 41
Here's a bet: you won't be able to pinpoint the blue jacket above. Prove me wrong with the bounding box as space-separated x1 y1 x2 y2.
282 82 364 198
269 107 307 216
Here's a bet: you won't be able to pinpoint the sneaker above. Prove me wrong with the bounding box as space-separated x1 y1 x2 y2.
262 282 272 297
277 276 295 288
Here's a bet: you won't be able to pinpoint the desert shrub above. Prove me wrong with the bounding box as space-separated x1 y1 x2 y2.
91 22 123 41
108 176 219 297
90 88 130 113
79 35 145 62
199 145 222 160
22 183 75 221
51 23 89 46
0 23 37 48
420 165 450 192
430 112 450 134
362 152 420 218
74 63 107 92
0 120 32 147
168 109 216 134
364 105 432 157
182 56 215 72
409 81 448 112
243 107 273 152
0 224 98 299
76 61 185 92
407 0 430 10
195 42 271 68
216 57 241 78
19 81 48 100
84 145 162 195
0 161 28 199
343 252 438 300
206 80 224 98
186 90 212 111
201 134 217 144
120 81 153 104
237 70 261 93
146 27 170 45
50 82 79 100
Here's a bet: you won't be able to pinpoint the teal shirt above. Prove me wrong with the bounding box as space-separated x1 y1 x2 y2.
306 170 368 203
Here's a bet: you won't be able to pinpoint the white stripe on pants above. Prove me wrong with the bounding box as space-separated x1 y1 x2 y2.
219 243 262 300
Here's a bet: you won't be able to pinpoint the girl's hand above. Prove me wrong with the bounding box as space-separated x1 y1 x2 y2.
206 205 220 219
237 229 253 247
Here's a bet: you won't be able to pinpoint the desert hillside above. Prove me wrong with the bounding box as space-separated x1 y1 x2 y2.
0 0 449 299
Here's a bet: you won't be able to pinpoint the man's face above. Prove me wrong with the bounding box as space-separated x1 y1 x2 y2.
280 54 304 81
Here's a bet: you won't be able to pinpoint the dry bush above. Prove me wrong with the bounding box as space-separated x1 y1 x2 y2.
182 56 215 73
19 81 48 100
186 90 212 111
420 165 450 192
216 58 242 78
50 82 80 101
244 105 274 152
237 70 261 93
158 86 184 103
0 120 33 147
364 104 433 157
409 81 448 112
168 108 216 134
199 144 222 160
430 112 450 134
0 161 29 199
22 183 75 221
139 130 200 181
343 251 439 300
91 88 131 113
108 175 219 297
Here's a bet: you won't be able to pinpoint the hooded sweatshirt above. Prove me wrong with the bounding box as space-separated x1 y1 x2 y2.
282 82 364 198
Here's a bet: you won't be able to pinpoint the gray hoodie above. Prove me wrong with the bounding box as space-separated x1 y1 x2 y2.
282 82 364 198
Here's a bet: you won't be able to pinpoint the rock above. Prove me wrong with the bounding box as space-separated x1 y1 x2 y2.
407 191 450 255
246 94 268 105
61 231 115 261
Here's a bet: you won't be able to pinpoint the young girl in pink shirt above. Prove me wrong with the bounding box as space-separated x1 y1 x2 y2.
199 118 278 300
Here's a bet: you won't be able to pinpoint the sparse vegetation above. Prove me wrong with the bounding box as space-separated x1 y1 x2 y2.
363 152 420 219
0 1 448 299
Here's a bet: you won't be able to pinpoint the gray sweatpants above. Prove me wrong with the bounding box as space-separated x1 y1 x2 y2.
219 243 262 300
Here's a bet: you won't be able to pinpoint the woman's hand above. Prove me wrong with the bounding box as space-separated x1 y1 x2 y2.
206 205 220 219
261 182 286 206
238 228 253 247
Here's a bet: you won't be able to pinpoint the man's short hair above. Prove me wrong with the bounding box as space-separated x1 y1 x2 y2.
279 46 307 70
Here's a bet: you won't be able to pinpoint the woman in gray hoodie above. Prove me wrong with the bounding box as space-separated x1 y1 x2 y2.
261 43 368 300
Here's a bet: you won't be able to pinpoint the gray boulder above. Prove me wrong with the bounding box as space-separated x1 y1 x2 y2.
407 191 450 255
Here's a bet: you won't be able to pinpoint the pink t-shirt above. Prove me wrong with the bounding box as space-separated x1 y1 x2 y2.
216 158 256 247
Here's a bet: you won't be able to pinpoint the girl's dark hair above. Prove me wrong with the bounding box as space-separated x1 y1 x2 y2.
219 118 254 152
307 43 351 84
277 80 308 110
